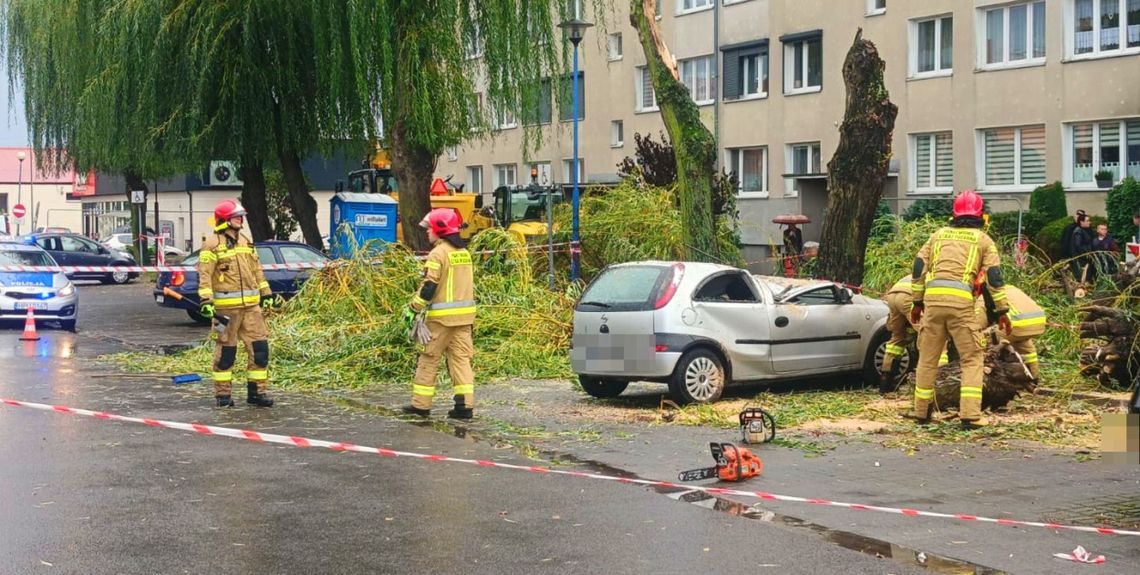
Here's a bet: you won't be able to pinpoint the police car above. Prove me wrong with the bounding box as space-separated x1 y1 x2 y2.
0 240 79 331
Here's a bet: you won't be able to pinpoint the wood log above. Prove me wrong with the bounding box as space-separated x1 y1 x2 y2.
932 343 1036 412
1078 305 1139 389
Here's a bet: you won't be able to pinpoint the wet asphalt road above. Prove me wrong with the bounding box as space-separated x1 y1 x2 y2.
0 283 928 574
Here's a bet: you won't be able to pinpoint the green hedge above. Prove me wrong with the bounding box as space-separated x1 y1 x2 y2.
1106 177 1140 241
1029 181 1067 223
1034 215 1107 262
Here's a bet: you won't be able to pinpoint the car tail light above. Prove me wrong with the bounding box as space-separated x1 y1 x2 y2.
655 344 669 353
653 263 685 310
171 272 185 287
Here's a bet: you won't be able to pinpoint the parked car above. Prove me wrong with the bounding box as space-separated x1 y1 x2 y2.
34 226 73 234
0 240 79 331
101 232 185 261
31 233 139 284
154 240 329 324
571 261 893 404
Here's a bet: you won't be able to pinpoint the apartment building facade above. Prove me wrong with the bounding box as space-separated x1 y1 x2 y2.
437 0 1140 267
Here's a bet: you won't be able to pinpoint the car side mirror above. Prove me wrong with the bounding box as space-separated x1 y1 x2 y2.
838 288 853 304
99 246 110 254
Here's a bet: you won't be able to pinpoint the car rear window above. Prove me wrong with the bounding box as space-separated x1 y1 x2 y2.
577 265 668 311
0 249 54 266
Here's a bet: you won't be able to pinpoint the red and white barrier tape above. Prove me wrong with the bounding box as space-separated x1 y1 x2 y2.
2 397 1137 537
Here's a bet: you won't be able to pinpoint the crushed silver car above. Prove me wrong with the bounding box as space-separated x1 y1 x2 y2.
571 261 894 403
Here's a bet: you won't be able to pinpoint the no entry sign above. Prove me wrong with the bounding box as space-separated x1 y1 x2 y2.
12 204 27 219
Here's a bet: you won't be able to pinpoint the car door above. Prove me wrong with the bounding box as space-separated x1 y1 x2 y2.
255 246 287 294
770 285 865 374
276 245 328 296
687 271 773 379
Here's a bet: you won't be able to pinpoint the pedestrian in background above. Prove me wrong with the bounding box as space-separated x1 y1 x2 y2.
1070 214 1095 282
1092 223 1120 276
1060 209 1087 263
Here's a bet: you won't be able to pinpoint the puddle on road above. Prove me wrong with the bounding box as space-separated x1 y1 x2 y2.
334 394 1006 574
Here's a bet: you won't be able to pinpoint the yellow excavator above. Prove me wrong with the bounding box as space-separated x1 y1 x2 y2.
342 152 559 246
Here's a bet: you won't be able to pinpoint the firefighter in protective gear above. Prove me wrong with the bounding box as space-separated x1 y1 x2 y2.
198 199 278 408
910 190 1010 430
401 208 477 419
880 274 917 394
977 284 1046 381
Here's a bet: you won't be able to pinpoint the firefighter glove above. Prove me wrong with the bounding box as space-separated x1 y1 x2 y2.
909 302 924 325
260 294 283 309
200 302 216 319
997 312 1012 335
403 306 417 329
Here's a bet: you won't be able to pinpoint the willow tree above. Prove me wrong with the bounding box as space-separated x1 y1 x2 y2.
3 0 191 255
629 0 719 262
816 30 897 287
321 0 601 251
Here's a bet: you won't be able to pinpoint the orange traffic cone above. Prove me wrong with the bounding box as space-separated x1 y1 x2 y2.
19 307 40 341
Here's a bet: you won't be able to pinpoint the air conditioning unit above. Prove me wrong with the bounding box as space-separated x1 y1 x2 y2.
208 161 244 187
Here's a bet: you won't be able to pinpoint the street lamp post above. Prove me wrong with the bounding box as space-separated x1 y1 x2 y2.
558 17 593 283
16 151 26 236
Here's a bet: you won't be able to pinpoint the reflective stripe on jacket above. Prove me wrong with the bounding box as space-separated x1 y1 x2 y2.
197 232 271 309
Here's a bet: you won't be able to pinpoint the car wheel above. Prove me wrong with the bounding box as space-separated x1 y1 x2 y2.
108 269 131 285
577 376 629 399
187 308 212 325
669 348 726 404
864 330 913 390
61 320 77 332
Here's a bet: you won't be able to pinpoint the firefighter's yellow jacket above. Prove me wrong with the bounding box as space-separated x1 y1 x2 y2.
976 285 1045 339
912 226 1008 312
197 232 271 309
410 241 475 326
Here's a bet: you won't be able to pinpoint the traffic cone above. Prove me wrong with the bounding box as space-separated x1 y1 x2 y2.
19 307 40 341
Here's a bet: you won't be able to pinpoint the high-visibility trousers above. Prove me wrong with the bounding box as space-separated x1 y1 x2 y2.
915 305 986 421
411 322 475 410
212 305 270 396
1008 336 1040 380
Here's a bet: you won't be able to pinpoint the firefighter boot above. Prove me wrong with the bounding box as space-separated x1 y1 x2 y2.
216 395 234 407
246 382 274 407
448 395 474 420
961 416 990 430
880 362 903 395
903 401 933 424
401 405 431 417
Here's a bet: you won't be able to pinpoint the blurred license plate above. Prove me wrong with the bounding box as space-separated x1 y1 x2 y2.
155 295 165 303
14 302 49 310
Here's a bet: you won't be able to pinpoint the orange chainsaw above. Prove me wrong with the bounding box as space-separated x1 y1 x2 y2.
678 443 763 482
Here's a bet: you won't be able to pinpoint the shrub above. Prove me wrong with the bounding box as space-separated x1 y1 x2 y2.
1028 181 1067 224
902 198 952 222
868 200 894 244
1105 177 1140 241
989 210 1047 243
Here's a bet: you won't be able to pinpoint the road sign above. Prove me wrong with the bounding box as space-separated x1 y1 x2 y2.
130 190 146 204
11 204 26 219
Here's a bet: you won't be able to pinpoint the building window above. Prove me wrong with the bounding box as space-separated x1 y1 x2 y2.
636 66 658 112
911 15 953 77
526 162 552 185
1069 0 1140 57
979 125 1046 189
611 121 624 148
608 33 623 60
494 104 518 130
982 2 1046 68
446 146 458 162
464 24 483 59
523 79 552 125
679 0 713 14
782 34 822 94
867 0 886 16
558 72 585 121
466 166 483 195
741 52 768 98
494 164 517 189
789 143 822 175
563 158 585 184
1067 119 1140 185
679 56 716 104
468 93 483 130
723 42 768 101
912 132 954 192
728 147 768 195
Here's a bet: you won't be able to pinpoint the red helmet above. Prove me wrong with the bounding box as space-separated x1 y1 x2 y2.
214 199 247 231
952 190 984 219
419 208 462 236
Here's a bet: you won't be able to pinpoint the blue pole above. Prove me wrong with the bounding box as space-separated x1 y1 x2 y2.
571 44 581 282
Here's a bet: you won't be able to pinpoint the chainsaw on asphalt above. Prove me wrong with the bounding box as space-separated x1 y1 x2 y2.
677 443 763 482
162 287 229 334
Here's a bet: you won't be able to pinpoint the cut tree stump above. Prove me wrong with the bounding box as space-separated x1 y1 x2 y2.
1078 305 1138 389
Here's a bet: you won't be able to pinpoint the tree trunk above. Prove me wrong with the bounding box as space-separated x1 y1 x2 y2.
278 150 322 250
817 30 898 288
124 170 149 265
238 159 274 242
1078 304 1139 389
630 0 720 262
389 120 435 253
931 342 1037 412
